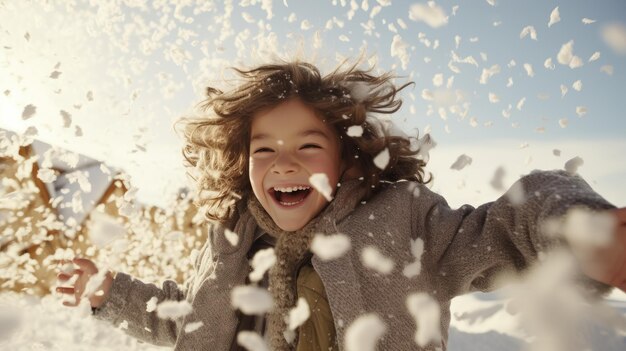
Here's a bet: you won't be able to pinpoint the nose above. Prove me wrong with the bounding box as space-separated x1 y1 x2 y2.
271 152 299 175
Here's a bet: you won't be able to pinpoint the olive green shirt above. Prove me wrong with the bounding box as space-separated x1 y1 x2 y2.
296 264 338 351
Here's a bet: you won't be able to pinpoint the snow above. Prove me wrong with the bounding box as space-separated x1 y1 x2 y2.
224 228 239 247
548 7 561 28
287 297 310 330
360 246 395 274
231 286 274 315
155 300 192 320
249 247 276 283
372 148 389 170
402 238 424 278
237 331 270 351
311 233 351 261
309 173 333 201
406 293 441 347
346 125 364 137
450 154 472 170
602 23 626 55
344 313 387 351
408 2 448 28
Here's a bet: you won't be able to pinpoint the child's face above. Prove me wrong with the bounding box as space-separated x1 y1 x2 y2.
249 99 343 231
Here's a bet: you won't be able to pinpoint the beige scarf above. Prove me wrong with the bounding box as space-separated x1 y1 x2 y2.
247 179 367 350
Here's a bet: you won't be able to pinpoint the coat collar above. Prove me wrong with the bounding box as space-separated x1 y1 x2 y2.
246 179 367 349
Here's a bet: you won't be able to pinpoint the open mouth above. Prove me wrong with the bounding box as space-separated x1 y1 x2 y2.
268 185 312 207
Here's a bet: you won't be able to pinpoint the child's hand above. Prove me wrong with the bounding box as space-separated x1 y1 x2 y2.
56 258 114 308
575 207 626 292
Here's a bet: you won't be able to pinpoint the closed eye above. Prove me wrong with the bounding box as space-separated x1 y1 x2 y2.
301 144 321 149
254 147 274 153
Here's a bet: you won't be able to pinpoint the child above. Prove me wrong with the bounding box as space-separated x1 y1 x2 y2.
57 61 626 351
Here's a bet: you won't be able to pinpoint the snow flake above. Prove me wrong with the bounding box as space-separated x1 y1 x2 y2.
523 63 534 77
224 228 239 247
561 208 615 250
560 84 568 97
557 40 575 65
390 34 410 69
406 293 441 347
575 106 587 117
421 89 434 101
403 238 424 278
88 212 126 248
231 286 273 315
564 156 584 175
408 2 448 28
600 65 614 75
347 125 364 137
558 118 568 128
311 233 351 261
548 7 560 28
60 110 72 128
479 64 500 84
185 321 204 333
516 97 526 110
37 168 57 183
22 104 37 120
237 331 270 351
520 26 537 40
572 80 582 91
582 18 596 24
249 248 276 282
490 166 506 191
287 297 310 330
544 57 555 70
432 73 443 87
146 296 158 312
309 173 333 201
450 154 472 170
588 51 601 62
488 93 499 103
601 23 626 55
505 180 526 206
345 81 371 102
156 300 192 320
300 20 312 30
344 313 387 351
373 148 390 169
361 246 394 274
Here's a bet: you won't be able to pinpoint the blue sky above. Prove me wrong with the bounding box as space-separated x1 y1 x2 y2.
1 0 625 207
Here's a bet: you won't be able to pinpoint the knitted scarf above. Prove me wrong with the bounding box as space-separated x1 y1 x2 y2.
247 179 367 350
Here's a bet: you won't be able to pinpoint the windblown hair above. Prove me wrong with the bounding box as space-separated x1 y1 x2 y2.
178 60 431 223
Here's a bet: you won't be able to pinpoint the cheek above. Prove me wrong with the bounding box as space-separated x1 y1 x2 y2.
249 158 271 191
304 153 341 180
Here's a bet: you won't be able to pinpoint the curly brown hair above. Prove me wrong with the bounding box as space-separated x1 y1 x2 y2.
178 60 431 223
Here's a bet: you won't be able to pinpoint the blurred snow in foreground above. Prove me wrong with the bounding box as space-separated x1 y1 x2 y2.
1 290 624 350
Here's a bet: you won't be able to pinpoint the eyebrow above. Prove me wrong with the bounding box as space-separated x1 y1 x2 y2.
250 129 331 142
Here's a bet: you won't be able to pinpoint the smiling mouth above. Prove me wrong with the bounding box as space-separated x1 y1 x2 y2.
268 186 312 207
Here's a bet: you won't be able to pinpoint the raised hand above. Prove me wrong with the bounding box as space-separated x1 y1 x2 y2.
56 257 114 308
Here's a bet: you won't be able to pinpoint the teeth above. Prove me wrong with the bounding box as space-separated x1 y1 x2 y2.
273 185 310 193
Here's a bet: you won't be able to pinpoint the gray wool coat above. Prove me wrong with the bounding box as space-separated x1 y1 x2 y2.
93 170 614 350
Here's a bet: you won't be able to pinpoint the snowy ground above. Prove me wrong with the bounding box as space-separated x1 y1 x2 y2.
1 289 624 350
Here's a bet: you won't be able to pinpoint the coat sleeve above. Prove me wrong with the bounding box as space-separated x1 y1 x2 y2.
411 170 616 299
92 234 213 346
92 272 188 346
